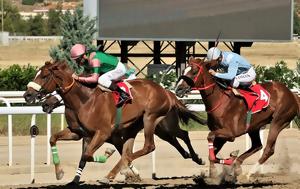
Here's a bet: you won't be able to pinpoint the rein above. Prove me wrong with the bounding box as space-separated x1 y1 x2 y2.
190 62 216 91
190 62 226 113
61 77 75 93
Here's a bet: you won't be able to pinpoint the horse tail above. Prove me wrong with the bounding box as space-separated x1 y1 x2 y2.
171 93 207 125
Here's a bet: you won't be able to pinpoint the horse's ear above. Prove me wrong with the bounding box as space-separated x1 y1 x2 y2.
45 61 52 65
188 56 195 66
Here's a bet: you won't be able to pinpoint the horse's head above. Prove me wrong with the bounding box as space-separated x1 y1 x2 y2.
41 94 63 114
175 56 217 98
23 60 74 104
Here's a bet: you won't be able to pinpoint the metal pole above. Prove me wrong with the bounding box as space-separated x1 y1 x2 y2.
0 97 12 166
30 114 36 184
47 114 51 165
1 0 3 33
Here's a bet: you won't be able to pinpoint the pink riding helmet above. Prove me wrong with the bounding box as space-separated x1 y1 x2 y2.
70 44 86 60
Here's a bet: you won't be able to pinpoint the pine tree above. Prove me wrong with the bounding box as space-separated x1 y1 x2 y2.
49 7 97 72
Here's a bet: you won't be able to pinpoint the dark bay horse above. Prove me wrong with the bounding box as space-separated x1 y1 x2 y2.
175 57 300 178
23 61 206 182
40 93 205 183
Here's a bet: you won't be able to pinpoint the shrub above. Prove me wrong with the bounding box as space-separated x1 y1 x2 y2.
22 0 36 5
0 64 38 91
254 61 300 89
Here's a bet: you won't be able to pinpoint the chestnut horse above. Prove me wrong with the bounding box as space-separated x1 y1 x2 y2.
175 57 300 178
40 93 205 183
23 61 205 182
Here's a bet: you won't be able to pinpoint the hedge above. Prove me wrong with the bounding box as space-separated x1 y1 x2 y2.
0 64 38 91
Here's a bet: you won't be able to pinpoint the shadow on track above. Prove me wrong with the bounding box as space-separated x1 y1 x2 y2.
15 175 287 189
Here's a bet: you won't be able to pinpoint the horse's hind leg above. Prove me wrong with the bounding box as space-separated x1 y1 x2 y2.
172 127 205 165
155 124 191 159
234 130 262 175
246 120 290 178
258 121 289 165
128 113 158 161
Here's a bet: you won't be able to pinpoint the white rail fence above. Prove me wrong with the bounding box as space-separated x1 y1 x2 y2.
0 89 299 182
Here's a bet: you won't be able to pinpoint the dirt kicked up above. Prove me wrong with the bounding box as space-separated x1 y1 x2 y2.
2 172 300 189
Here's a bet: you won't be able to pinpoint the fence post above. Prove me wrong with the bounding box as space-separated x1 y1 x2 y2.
0 97 13 166
60 114 64 131
30 114 37 184
151 136 157 179
46 114 51 165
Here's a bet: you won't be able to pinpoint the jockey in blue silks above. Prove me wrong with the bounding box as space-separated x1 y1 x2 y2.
206 47 256 95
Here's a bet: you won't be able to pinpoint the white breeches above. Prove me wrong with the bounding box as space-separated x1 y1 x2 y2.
98 62 127 88
232 67 256 88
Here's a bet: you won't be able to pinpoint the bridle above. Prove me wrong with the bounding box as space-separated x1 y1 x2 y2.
28 67 75 102
178 61 227 113
178 62 216 91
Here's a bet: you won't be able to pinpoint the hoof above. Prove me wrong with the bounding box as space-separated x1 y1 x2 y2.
98 177 110 184
233 164 242 176
66 181 80 189
124 174 142 183
56 169 64 180
209 167 218 178
193 157 206 165
72 175 80 184
230 150 239 158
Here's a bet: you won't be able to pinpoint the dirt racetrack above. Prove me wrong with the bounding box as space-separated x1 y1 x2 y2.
0 128 300 189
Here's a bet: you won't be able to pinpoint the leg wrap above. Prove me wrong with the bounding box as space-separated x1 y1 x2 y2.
93 155 107 163
208 142 216 161
219 158 234 165
51 146 60 165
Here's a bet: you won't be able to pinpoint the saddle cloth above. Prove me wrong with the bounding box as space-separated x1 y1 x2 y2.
238 84 270 114
113 82 133 106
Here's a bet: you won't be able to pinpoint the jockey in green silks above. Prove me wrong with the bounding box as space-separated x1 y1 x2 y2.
70 43 131 107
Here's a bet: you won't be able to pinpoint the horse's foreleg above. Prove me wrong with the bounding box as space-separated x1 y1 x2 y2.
207 133 227 178
72 137 90 184
234 130 262 175
207 130 235 164
49 128 82 180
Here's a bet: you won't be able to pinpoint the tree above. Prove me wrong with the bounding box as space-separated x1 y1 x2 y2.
0 0 26 34
49 7 97 71
47 2 63 35
27 14 47 36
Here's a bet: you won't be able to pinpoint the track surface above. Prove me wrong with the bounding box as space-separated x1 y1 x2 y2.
0 129 300 188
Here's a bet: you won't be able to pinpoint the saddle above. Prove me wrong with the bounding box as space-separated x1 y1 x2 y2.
98 81 133 107
238 84 270 114
216 79 270 114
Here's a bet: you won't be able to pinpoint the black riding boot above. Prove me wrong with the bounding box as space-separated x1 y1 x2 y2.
109 83 130 107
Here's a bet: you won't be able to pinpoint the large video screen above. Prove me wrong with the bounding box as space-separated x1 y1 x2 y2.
97 0 293 41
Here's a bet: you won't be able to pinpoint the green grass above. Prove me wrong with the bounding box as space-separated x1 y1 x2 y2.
0 111 297 136
179 112 208 131
0 111 208 136
0 114 66 136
